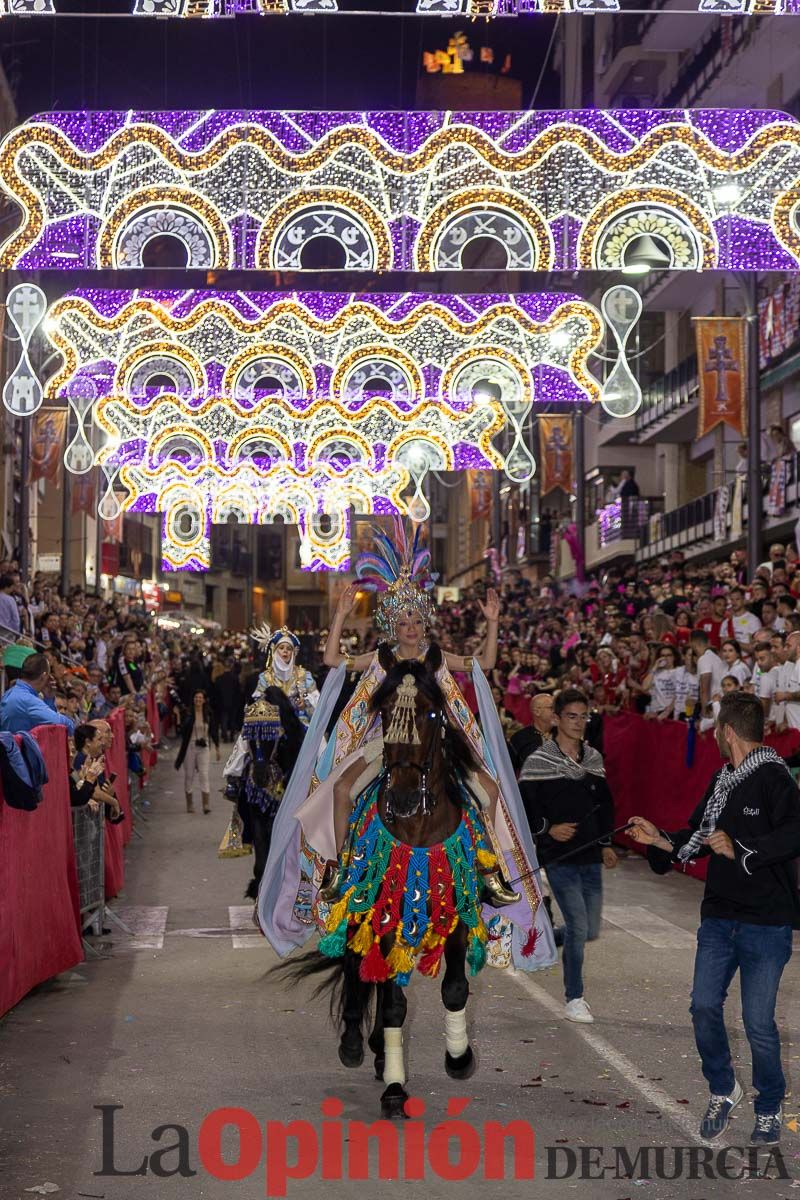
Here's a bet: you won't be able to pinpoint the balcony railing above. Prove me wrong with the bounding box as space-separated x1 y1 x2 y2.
635 353 699 434
597 497 651 547
637 455 800 562
660 18 754 108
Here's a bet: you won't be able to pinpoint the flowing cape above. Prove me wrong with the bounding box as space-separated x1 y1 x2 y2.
258 656 556 971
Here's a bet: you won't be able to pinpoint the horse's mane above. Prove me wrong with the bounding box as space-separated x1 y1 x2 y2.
370 644 479 779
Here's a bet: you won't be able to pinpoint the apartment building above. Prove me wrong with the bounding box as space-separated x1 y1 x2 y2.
558 11 800 576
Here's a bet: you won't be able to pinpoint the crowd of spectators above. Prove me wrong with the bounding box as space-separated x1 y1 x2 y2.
430 541 800 751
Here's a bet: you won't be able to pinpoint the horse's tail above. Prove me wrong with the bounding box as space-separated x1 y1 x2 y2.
268 950 376 1035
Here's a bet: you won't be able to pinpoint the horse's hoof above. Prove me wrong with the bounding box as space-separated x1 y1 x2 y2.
445 1045 475 1080
373 1054 385 1081
338 1038 364 1069
380 1083 409 1120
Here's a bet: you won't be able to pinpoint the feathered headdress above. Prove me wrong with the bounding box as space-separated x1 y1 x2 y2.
355 517 437 638
249 623 300 661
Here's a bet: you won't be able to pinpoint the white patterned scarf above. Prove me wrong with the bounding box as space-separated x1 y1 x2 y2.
519 736 606 783
677 744 789 862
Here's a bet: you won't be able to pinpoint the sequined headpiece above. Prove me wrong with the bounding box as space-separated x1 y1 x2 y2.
355 518 437 639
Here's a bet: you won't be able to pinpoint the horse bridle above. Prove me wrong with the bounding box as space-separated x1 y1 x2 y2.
382 705 446 820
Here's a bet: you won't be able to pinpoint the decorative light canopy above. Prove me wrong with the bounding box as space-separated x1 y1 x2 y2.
3 108 800 273
7 1 800 13
43 289 603 572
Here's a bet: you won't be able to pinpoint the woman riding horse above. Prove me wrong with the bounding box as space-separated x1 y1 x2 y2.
258 520 555 1110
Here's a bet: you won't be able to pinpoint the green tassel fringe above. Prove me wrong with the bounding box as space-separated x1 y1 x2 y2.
319 919 349 959
466 932 487 977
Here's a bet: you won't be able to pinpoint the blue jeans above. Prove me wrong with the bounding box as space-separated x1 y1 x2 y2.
690 918 793 1113
546 862 603 1002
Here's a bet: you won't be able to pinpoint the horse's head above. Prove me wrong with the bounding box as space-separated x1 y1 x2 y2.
370 656 477 821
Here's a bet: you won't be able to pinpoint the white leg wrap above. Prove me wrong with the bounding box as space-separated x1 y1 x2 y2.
445 1007 469 1058
383 1028 406 1087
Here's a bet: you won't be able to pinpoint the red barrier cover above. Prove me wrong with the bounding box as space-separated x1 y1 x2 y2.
103 707 133 895
145 687 159 768
604 714 800 880
0 724 83 1017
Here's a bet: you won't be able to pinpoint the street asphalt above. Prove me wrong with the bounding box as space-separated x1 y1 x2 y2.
2 746 800 1200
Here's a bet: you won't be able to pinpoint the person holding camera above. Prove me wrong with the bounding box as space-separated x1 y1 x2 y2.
175 688 220 814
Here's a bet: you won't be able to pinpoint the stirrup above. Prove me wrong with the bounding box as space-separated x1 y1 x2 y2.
318 860 344 903
481 869 520 908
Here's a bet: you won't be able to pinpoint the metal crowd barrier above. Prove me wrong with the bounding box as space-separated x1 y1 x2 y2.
70 801 106 951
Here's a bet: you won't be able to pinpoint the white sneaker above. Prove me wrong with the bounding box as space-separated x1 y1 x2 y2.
564 997 594 1023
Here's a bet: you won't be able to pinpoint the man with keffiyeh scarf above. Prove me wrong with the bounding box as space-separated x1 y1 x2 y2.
631 690 800 1147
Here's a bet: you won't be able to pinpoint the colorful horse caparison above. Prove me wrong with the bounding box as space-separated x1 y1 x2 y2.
282 653 500 1119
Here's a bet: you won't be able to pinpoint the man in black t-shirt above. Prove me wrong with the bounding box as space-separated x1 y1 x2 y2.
631 691 800 1146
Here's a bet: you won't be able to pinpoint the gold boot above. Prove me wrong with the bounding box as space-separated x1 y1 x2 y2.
481 869 520 907
318 860 345 903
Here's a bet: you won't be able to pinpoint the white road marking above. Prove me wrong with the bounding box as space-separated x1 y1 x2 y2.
602 905 697 950
508 968 703 1144
229 905 264 950
113 906 169 949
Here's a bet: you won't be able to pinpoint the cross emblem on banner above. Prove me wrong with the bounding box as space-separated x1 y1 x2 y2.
704 334 739 412
546 425 569 477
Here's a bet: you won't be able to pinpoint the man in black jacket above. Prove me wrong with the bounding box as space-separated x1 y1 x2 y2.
519 688 617 1025
631 691 800 1146
508 692 555 775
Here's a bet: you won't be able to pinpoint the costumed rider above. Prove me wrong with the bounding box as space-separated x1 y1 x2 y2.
256 519 557 977
225 687 306 900
223 623 318 794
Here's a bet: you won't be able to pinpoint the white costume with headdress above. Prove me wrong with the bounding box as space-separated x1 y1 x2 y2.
250 624 319 724
257 521 556 974
223 624 319 781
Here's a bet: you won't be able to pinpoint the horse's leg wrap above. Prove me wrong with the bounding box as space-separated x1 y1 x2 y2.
383 1027 406 1087
444 1007 469 1058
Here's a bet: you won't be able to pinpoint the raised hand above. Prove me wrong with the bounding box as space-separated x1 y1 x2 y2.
336 582 361 618
477 588 500 622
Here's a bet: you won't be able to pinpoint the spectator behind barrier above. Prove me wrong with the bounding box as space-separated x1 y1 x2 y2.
0 653 76 736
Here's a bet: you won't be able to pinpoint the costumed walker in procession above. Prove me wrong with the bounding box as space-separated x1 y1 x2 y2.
257 518 556 982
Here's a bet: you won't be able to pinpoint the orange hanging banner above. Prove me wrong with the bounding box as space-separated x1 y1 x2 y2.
468 469 492 520
538 415 573 496
694 317 747 439
28 409 67 486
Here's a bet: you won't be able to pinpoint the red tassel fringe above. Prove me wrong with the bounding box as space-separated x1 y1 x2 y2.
521 927 539 958
418 940 447 978
360 941 390 983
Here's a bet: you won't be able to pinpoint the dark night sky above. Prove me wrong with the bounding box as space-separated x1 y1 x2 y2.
0 10 559 118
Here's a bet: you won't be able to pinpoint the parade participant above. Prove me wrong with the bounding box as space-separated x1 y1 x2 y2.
224 688 305 901
257 519 556 977
518 688 617 1024
249 624 319 725
630 691 800 1144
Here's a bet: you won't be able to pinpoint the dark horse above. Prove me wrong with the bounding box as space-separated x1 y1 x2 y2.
275 642 485 1118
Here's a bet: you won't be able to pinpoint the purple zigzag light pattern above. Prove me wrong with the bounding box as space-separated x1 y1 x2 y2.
2 108 800 272
44 289 603 572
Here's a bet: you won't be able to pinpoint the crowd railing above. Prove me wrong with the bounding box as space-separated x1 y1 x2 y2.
0 687 159 1017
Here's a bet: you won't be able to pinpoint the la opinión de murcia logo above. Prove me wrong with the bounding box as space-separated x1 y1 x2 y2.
94 1103 791 1194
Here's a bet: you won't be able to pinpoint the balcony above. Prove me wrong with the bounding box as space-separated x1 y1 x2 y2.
634 353 699 443
586 497 650 571
636 455 800 564
659 19 755 108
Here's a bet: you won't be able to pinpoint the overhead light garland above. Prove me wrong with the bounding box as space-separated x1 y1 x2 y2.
2 108 800 272
4 1 800 13
42 288 603 571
